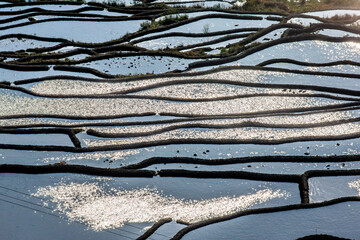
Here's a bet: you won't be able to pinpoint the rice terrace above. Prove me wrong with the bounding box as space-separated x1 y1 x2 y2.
2 0 360 239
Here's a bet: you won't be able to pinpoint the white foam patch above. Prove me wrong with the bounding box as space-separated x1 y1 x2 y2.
33 182 284 231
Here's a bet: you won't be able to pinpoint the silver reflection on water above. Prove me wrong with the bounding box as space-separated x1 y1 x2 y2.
42 150 141 163
349 179 360 194
33 182 284 231
84 122 360 147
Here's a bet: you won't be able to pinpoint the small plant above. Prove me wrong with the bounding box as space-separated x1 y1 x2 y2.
220 47 229 56
106 0 125 7
154 3 170 9
202 23 210 34
140 21 152 30
140 14 189 31
160 14 189 26
325 13 359 24
54 161 67 166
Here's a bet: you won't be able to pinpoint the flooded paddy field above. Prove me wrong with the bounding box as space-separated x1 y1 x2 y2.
1 0 360 239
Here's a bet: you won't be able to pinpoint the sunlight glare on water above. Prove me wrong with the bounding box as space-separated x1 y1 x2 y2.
349 179 360 195
33 182 284 231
